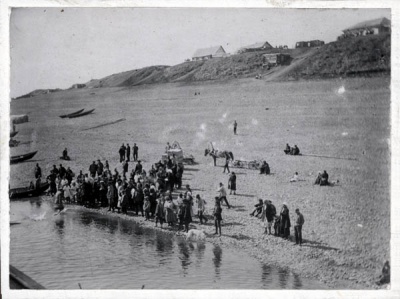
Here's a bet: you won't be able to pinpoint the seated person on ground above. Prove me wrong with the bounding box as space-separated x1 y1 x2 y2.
290 172 299 182
62 148 70 160
290 145 300 155
284 143 291 155
259 161 270 175
320 170 329 186
314 171 322 185
250 199 264 217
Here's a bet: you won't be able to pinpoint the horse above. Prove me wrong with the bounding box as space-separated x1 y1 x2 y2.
204 148 234 166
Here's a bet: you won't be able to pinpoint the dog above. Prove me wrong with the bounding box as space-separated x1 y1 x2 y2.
185 229 206 241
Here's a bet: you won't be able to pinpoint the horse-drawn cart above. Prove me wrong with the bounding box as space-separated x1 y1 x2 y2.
162 141 195 165
231 159 263 170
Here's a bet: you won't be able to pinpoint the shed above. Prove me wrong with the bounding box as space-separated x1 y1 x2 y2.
192 46 226 61
238 41 273 53
263 53 291 66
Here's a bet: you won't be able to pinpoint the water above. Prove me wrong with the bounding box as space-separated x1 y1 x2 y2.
10 198 325 289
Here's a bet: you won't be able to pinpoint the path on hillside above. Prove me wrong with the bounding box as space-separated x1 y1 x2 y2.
263 48 319 81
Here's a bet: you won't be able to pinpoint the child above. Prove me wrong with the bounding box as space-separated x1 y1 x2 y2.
155 198 165 228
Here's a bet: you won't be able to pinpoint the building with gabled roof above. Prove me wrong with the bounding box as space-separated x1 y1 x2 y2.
192 46 227 61
238 41 273 53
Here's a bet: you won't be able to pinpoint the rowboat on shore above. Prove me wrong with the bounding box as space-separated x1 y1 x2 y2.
10 151 37 164
10 131 19 138
68 109 95 119
9 182 50 199
59 108 85 118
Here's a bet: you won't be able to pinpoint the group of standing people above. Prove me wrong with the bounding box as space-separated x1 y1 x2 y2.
119 143 139 162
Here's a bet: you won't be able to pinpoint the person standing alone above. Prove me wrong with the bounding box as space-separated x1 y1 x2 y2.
223 153 231 174
119 144 126 163
133 143 139 161
294 208 305 245
233 120 237 135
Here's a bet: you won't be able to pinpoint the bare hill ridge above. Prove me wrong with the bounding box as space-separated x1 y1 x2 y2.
16 34 390 99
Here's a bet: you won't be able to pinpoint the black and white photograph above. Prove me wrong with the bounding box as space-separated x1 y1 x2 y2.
1 1 398 297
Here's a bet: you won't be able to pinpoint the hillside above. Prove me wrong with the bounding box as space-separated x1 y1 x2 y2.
16 33 390 99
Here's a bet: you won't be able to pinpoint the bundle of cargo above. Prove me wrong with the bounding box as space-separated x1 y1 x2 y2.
162 141 184 164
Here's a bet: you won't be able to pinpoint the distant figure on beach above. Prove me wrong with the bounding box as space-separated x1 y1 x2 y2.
126 143 131 162
107 182 116 212
284 143 291 155
294 208 305 245
165 142 171 153
320 170 329 186
122 160 129 176
119 144 126 163
62 148 70 160
96 160 104 176
34 163 42 179
133 143 139 161
233 120 237 135
259 161 270 175
217 182 231 209
290 145 300 155
213 197 223 236
223 153 231 174
228 172 236 195
135 160 143 174
290 172 299 182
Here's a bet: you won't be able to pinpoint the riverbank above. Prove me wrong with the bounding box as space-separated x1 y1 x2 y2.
11 77 390 289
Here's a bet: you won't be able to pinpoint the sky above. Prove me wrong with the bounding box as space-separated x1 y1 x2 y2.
10 8 391 98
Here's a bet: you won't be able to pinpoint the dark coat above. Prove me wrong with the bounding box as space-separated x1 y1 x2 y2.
228 174 236 190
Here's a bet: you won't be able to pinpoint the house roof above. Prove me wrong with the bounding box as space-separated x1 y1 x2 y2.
241 41 273 50
344 17 391 31
192 46 225 58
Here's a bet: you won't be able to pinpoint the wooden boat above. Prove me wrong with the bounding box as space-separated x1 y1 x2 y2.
10 131 19 138
68 109 95 118
10 265 46 289
9 182 49 199
59 108 84 118
10 151 37 164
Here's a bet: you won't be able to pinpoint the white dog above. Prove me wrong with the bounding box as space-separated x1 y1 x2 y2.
186 229 206 241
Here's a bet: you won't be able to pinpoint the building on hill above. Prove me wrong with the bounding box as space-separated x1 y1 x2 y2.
192 46 227 61
263 53 291 67
295 40 325 48
237 41 273 53
339 17 391 39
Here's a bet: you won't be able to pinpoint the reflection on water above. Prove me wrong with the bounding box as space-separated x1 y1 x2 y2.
10 199 325 289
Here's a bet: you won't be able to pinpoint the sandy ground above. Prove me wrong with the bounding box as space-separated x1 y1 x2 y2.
10 76 390 289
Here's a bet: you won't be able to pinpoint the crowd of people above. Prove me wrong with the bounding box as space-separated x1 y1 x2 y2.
33 144 234 236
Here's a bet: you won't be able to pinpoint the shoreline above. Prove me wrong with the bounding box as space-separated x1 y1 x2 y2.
44 196 373 290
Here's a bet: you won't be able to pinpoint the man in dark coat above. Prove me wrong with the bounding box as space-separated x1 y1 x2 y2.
280 203 291 239
122 160 129 177
228 172 236 195
126 143 131 162
96 160 104 176
135 160 143 174
119 144 126 163
260 161 270 175
59 164 66 179
133 143 139 161
89 161 97 178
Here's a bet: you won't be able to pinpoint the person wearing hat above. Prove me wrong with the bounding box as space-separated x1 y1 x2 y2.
213 197 223 236
228 172 236 195
279 203 291 239
217 182 231 209
133 143 139 161
294 208 305 245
